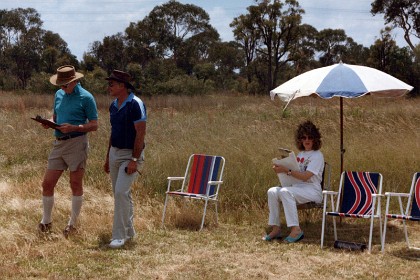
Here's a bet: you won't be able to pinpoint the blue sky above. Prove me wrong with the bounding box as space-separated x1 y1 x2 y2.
2 0 417 60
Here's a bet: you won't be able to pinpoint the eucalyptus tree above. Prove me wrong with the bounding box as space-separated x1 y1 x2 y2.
230 13 259 83
315 28 350 66
287 23 319 75
127 1 216 62
1 8 75 89
231 0 305 92
0 8 43 88
371 0 419 53
87 33 128 74
42 31 76 73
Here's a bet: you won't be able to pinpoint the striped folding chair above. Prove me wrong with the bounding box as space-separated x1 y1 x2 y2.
321 171 383 253
162 154 225 230
382 172 420 252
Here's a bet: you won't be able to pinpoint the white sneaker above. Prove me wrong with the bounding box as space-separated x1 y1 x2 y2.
109 239 126 249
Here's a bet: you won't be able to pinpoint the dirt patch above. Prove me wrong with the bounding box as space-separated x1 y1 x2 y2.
0 181 10 193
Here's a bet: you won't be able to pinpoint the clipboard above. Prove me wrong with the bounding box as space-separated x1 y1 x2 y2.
31 115 61 129
272 151 302 187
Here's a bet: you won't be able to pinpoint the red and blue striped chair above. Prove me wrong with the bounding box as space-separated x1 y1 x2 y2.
382 172 420 252
321 171 383 253
162 154 225 230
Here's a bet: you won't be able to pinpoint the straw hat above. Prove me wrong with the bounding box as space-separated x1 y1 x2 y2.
105 70 135 90
49 65 84 86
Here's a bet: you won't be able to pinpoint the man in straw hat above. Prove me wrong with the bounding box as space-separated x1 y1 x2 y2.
104 70 146 248
38 65 98 238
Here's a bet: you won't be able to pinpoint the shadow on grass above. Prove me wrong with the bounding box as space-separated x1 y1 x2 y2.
391 248 420 261
281 214 414 252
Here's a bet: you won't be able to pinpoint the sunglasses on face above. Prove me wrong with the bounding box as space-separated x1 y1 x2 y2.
300 136 314 140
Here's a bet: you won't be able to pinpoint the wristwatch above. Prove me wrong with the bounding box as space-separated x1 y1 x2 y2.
287 169 292 176
131 157 138 162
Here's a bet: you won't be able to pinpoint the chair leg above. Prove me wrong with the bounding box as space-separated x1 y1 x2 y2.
332 216 337 241
162 194 170 227
200 199 209 231
403 219 410 248
215 201 219 226
321 196 327 249
379 215 383 251
368 214 375 253
382 215 388 253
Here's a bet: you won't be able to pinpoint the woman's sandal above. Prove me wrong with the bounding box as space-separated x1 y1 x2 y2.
284 231 304 243
262 233 282 241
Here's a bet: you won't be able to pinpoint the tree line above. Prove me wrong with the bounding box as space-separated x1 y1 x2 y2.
1 0 419 96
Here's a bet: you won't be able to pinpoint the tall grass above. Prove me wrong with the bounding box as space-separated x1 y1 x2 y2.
0 91 419 279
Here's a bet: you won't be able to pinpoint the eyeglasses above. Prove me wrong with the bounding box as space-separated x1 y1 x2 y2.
300 136 314 140
108 82 115 87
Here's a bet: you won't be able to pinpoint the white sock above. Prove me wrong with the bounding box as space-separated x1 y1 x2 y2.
41 196 54 224
68 195 83 226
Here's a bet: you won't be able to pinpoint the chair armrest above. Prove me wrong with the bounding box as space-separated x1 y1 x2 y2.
167 177 185 181
208 180 223 185
372 194 384 197
322 190 338 195
384 192 410 197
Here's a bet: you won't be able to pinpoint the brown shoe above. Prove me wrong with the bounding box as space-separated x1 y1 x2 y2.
63 225 78 239
38 222 52 233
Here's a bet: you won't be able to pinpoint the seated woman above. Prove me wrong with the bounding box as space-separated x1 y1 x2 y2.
264 120 324 243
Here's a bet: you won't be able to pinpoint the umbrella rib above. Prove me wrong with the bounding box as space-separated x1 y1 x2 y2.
282 90 298 112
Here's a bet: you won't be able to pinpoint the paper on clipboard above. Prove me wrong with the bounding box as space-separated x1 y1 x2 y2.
31 115 61 129
272 151 302 187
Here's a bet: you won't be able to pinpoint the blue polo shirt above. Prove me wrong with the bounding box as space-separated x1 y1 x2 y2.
53 83 98 137
110 93 147 149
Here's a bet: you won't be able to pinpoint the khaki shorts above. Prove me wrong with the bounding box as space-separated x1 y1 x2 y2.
47 134 88 171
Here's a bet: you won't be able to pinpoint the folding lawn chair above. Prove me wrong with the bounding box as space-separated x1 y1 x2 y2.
161 154 225 230
382 172 420 252
321 171 383 253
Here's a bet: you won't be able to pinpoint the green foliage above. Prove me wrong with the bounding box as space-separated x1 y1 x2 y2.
153 74 215 95
371 0 419 53
82 67 108 95
27 72 56 94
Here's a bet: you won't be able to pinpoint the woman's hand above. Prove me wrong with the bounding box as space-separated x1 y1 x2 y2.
273 164 288 174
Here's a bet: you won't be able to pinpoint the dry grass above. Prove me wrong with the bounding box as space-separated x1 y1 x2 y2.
0 91 419 279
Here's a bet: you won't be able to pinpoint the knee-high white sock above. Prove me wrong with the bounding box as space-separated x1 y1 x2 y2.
41 196 54 224
68 195 83 226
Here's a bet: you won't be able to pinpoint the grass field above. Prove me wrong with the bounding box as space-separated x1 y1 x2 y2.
0 91 419 279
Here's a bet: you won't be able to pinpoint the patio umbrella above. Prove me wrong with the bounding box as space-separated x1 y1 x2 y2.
270 62 413 173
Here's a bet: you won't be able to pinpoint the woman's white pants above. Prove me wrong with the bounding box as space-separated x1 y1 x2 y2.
267 184 322 227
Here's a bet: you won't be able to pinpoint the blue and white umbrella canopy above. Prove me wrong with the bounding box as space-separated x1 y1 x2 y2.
270 62 413 173
270 62 413 102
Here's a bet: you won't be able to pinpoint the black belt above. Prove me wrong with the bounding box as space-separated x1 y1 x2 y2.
56 133 85 141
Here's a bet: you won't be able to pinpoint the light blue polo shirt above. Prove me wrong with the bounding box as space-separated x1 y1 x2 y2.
53 83 98 137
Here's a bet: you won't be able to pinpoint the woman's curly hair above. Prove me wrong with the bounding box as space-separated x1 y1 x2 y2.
295 120 322 151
